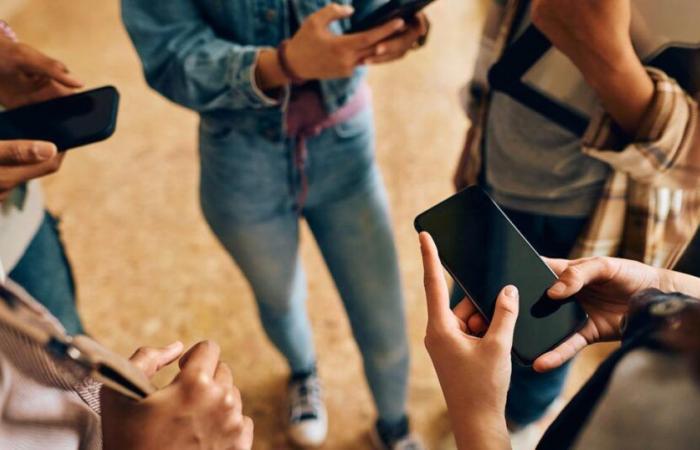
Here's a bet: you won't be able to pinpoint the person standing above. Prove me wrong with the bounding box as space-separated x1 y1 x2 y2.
121 1 429 448
453 0 700 446
0 21 85 334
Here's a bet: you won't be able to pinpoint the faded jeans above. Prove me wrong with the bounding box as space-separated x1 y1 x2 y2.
199 107 409 423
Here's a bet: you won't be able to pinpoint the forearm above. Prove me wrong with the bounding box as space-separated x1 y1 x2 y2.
442 390 510 450
122 0 280 112
450 412 510 450
577 46 654 136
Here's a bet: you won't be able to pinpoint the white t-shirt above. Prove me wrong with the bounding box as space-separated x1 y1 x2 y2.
0 181 45 274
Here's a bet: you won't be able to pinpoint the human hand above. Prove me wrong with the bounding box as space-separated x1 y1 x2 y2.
0 140 64 201
533 257 678 372
420 232 512 450
530 0 653 134
285 4 405 80
0 37 82 108
101 341 254 450
363 13 429 64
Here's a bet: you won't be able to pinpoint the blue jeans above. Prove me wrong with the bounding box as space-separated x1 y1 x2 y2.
451 207 588 426
199 107 409 424
9 212 83 334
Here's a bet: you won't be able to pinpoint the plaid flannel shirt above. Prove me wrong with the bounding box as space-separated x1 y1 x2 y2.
458 0 700 268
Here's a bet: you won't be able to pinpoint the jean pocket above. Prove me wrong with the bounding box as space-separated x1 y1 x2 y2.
332 106 373 139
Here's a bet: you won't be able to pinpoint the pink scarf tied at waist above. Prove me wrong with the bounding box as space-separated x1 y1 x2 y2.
284 82 371 212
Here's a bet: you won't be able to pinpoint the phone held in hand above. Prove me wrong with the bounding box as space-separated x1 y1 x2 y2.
414 186 587 365
0 86 119 152
349 0 436 33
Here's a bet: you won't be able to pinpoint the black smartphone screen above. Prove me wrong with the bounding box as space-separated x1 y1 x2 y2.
0 86 119 152
415 187 586 364
350 0 435 33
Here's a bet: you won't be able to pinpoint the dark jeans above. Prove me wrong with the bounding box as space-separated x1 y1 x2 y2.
9 212 83 334
451 207 588 426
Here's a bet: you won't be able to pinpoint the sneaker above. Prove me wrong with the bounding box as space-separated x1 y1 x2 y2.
371 416 425 450
287 370 327 448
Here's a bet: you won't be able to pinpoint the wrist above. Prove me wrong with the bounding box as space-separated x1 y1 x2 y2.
451 412 509 450
255 48 290 91
277 40 305 85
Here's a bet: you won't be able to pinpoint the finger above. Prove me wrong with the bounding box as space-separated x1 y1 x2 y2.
468 314 487 335
376 26 421 54
542 257 570 276
548 257 618 299
224 385 243 418
363 51 406 65
231 416 254 450
532 330 590 373
420 232 451 327
410 13 430 36
214 361 234 387
178 340 221 378
313 3 354 27
452 298 478 322
17 44 83 88
129 341 184 378
342 18 405 49
485 286 519 348
0 140 57 165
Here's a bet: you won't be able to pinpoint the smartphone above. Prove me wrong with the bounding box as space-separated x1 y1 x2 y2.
414 186 587 365
349 0 436 33
0 86 119 152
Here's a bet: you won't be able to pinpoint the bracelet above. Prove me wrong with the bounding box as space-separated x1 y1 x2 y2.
277 40 305 85
0 20 18 42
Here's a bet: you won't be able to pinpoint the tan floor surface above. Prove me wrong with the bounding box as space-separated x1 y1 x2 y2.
9 1 614 448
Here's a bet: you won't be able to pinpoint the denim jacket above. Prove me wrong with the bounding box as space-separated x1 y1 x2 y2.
121 0 381 138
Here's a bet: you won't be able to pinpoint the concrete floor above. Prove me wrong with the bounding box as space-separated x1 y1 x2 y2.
9 1 614 448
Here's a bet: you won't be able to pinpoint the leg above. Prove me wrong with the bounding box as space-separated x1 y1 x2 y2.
9 212 83 334
304 109 409 423
202 203 316 374
199 125 317 373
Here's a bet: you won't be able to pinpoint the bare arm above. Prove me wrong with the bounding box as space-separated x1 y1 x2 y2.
531 0 654 136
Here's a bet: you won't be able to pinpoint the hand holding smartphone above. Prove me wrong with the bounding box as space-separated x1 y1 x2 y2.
349 0 436 33
415 186 587 365
0 86 119 152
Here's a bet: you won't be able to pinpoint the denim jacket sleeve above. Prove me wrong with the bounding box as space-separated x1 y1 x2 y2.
121 0 281 112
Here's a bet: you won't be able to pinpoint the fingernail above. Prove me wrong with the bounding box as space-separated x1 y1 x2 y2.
550 282 566 294
375 45 386 55
34 143 56 160
165 341 182 350
504 286 518 298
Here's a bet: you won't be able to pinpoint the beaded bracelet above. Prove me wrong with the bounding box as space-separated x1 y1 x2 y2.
0 20 18 42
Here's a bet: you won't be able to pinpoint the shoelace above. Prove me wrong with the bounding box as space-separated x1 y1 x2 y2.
289 376 322 423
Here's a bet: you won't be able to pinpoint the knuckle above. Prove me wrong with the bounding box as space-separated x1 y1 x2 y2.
424 328 448 349
8 142 24 162
183 370 213 392
134 346 157 359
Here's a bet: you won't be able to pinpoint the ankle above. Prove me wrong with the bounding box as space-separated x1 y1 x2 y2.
376 415 410 444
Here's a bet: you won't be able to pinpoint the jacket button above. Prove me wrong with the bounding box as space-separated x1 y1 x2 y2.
265 9 277 22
